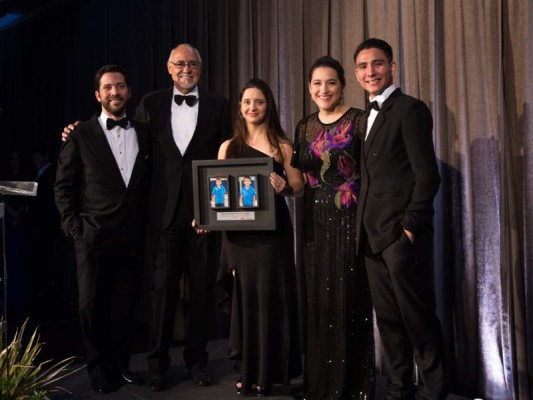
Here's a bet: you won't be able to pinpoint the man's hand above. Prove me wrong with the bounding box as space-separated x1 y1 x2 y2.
61 121 81 142
403 228 414 244
191 219 209 234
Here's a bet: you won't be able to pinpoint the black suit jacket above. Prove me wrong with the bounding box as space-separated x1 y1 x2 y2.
55 114 149 250
134 86 231 230
356 88 440 254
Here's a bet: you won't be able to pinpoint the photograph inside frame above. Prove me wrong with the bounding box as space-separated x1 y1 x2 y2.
209 175 230 209
237 174 259 209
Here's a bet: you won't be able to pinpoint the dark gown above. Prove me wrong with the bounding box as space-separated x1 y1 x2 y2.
291 108 375 399
217 145 302 394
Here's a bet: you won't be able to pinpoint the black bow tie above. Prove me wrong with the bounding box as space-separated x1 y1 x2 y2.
174 94 197 107
106 117 129 130
366 101 380 114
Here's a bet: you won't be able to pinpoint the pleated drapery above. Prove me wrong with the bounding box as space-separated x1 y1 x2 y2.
1 1 532 398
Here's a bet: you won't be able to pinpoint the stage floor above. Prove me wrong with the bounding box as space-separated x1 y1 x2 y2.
48 337 471 400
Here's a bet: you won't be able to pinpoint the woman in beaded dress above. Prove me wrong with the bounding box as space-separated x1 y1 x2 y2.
217 78 304 396
290 56 374 399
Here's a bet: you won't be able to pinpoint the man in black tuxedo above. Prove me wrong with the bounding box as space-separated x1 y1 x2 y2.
134 43 231 390
55 65 149 394
354 38 447 400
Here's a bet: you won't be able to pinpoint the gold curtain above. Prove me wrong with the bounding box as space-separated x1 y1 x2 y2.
195 1 532 398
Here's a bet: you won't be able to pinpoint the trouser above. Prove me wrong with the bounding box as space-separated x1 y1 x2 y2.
75 238 142 380
364 230 447 400
147 205 211 374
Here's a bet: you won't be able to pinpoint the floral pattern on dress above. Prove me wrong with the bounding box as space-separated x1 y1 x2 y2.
308 120 360 209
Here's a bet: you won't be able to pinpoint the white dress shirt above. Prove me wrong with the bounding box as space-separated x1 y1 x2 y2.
98 113 139 187
365 84 397 140
171 86 199 155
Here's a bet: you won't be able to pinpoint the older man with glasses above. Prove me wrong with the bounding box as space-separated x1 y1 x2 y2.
135 43 232 391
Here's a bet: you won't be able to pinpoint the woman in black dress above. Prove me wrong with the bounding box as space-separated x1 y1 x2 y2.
291 57 375 399
217 78 304 396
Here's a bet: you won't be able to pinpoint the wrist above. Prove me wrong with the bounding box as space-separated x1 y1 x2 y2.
279 185 293 196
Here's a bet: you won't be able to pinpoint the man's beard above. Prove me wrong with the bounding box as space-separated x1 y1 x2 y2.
102 96 127 116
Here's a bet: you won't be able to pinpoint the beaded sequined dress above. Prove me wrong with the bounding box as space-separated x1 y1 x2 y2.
291 108 374 399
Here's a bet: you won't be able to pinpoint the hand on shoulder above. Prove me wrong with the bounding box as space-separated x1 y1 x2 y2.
61 120 81 142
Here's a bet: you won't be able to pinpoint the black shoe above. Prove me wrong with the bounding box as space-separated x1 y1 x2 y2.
190 364 212 386
120 369 144 385
146 373 164 391
91 377 113 394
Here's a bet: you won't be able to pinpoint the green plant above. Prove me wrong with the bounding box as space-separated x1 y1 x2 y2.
0 320 81 400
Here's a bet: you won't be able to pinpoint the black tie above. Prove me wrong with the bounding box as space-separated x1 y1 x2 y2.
106 117 129 130
367 101 380 114
174 94 197 107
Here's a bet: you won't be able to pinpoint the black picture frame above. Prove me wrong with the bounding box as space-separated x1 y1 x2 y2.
192 158 275 230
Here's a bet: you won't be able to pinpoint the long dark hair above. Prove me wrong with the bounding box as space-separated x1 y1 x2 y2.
226 78 290 163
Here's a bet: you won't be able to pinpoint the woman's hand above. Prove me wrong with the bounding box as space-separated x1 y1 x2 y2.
270 172 288 194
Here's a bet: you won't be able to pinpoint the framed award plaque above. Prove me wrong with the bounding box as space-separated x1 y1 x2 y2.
192 157 275 230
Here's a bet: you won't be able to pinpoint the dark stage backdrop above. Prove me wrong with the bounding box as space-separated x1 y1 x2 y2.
0 0 225 166
1 1 533 399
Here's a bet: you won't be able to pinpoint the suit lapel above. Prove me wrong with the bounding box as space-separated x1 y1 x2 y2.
158 88 184 158
364 111 385 157
128 122 148 188
364 88 402 159
183 87 211 157
85 116 126 189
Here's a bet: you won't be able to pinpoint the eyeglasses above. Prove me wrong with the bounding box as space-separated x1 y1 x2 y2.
169 60 201 69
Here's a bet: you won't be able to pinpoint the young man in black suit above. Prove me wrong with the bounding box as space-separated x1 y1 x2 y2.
353 38 448 400
55 65 149 394
134 43 232 391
